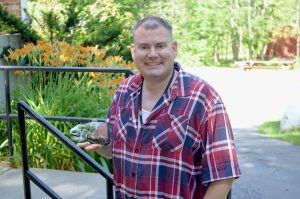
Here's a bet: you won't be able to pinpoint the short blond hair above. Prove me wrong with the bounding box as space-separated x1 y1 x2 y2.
132 16 173 40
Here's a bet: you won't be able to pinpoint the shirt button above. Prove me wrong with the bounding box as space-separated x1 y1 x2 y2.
131 172 136 177
134 148 139 153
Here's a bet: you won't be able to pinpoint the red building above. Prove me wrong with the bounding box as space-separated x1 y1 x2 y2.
264 24 297 59
0 0 26 19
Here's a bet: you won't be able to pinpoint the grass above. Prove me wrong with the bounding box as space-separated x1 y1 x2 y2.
259 121 300 146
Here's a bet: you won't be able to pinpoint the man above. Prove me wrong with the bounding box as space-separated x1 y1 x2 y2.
78 16 241 199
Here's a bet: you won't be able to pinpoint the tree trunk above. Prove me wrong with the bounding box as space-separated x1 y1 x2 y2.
225 35 228 60
262 0 268 13
214 47 220 65
230 0 240 61
231 32 239 61
239 27 244 59
248 0 253 59
170 0 175 17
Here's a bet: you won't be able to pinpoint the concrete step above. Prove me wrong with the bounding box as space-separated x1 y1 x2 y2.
0 168 108 199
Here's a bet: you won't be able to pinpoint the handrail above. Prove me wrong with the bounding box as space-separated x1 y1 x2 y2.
18 100 114 199
0 113 106 122
0 65 135 75
0 65 135 160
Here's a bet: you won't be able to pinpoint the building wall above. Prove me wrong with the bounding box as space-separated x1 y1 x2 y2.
0 0 22 18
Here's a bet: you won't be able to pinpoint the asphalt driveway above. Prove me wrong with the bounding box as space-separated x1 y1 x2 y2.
186 67 300 199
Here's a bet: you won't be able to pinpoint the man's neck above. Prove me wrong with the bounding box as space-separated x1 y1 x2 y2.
141 70 177 111
143 70 174 94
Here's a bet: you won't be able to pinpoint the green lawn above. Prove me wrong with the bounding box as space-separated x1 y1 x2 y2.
259 121 300 146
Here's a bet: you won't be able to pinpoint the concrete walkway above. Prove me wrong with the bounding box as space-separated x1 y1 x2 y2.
1 67 300 198
0 168 108 199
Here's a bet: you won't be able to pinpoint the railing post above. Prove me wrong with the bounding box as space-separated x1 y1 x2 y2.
107 179 114 199
4 69 13 161
18 103 31 199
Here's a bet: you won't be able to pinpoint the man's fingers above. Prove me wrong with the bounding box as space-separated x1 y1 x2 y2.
77 142 101 152
77 142 91 147
84 144 101 152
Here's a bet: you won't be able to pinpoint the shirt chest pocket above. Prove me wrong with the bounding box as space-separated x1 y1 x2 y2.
153 113 189 152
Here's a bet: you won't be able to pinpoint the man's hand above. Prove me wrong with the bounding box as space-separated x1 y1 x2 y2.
77 142 112 159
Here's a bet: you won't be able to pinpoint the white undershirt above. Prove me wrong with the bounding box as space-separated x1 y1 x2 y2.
141 108 151 124
138 108 151 133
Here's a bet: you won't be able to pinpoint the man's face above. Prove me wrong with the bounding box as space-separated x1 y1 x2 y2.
130 26 177 81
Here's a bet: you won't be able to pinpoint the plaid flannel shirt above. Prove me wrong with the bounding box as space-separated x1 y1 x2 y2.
108 62 241 199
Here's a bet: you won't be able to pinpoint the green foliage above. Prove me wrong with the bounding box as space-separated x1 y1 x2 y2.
0 46 15 59
142 0 232 66
0 4 39 42
0 20 17 34
9 72 113 172
0 121 8 158
259 121 300 146
27 0 135 61
114 0 150 18
140 0 299 66
73 1 134 60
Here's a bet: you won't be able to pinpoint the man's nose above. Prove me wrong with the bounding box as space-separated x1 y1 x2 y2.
148 47 158 57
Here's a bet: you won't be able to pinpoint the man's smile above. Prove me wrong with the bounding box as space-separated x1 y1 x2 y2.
145 62 163 66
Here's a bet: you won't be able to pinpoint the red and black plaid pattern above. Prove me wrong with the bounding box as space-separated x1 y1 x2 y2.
108 63 241 199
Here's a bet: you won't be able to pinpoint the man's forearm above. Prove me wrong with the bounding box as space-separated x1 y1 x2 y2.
203 178 234 199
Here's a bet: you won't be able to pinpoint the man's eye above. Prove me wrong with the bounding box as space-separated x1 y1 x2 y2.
157 44 165 49
140 45 148 49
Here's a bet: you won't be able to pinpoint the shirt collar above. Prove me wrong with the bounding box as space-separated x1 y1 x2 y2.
171 62 191 99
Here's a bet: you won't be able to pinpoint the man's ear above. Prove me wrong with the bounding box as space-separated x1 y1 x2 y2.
130 43 135 60
172 41 177 58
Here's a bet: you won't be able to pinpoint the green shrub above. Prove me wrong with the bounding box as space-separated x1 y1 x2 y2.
0 4 39 42
27 0 134 60
0 19 17 34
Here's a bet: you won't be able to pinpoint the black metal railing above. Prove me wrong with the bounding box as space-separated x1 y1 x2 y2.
0 65 135 159
18 100 114 199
